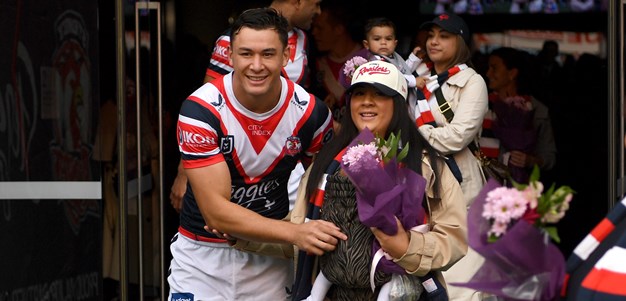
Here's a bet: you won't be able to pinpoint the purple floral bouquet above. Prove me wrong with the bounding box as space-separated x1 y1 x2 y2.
340 128 427 278
490 94 536 183
338 48 377 88
451 167 574 301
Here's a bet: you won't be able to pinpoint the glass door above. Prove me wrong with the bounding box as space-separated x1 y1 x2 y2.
112 0 165 299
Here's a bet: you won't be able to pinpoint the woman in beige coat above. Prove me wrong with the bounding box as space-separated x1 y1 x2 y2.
227 61 468 300
412 13 489 301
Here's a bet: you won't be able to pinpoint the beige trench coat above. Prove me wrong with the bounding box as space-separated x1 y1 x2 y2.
417 67 489 206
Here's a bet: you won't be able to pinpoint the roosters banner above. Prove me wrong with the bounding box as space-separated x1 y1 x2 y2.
0 0 101 300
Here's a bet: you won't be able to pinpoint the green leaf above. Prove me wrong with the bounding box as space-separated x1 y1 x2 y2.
398 142 409 162
529 165 541 182
487 234 500 243
544 226 560 243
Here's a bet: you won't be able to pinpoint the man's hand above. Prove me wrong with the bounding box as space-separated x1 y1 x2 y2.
206 220 347 255
169 161 187 212
291 220 347 256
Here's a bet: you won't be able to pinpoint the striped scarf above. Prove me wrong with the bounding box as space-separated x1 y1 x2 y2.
563 196 626 300
412 64 468 184
414 64 468 127
291 151 345 301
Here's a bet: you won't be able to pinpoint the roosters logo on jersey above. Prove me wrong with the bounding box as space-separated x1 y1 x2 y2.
284 136 301 156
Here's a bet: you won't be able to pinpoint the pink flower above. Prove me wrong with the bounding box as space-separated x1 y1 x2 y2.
481 166 574 244
483 187 528 226
342 142 380 173
488 220 509 238
343 56 368 79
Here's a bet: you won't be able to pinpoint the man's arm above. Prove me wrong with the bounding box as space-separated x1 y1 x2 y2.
186 161 346 256
169 159 187 212
169 73 217 211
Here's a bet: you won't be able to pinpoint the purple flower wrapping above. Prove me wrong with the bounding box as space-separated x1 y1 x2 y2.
491 99 537 183
451 180 566 301
341 129 427 274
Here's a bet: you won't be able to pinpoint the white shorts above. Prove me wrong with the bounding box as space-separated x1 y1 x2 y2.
168 232 293 301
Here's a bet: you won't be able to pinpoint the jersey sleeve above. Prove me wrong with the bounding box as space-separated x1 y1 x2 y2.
177 96 225 168
206 31 233 81
303 95 334 163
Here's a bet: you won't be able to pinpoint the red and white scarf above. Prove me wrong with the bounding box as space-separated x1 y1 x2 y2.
414 64 468 127
292 150 345 300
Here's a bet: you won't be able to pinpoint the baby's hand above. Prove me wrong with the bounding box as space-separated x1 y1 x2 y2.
412 46 425 58
415 76 427 89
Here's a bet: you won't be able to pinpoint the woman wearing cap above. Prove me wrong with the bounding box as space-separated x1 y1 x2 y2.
413 12 489 301
292 60 467 300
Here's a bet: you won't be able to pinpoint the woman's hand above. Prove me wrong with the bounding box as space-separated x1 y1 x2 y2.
371 217 410 259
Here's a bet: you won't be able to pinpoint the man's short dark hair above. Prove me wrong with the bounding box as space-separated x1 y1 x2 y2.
230 7 289 48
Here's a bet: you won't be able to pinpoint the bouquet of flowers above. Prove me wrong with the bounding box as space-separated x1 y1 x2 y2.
451 167 574 301
490 93 536 183
340 128 427 276
339 51 371 88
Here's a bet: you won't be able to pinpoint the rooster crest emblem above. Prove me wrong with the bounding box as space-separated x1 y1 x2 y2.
284 136 302 156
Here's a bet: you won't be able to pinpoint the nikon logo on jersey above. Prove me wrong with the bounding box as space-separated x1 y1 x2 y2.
178 128 216 147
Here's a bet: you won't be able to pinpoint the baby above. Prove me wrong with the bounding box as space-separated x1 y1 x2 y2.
362 17 430 94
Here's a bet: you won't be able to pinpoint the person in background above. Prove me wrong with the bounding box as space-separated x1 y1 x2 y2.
299 60 467 300
204 0 321 85
171 0 322 215
483 47 556 183
309 0 364 129
167 8 346 300
532 39 565 111
412 12 489 301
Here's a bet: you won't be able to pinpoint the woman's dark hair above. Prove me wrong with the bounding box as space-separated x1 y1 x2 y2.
452 35 474 68
230 7 289 49
489 47 532 95
306 91 442 201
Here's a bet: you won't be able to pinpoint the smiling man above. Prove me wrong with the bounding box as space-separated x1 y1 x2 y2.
167 8 345 301
170 0 323 221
